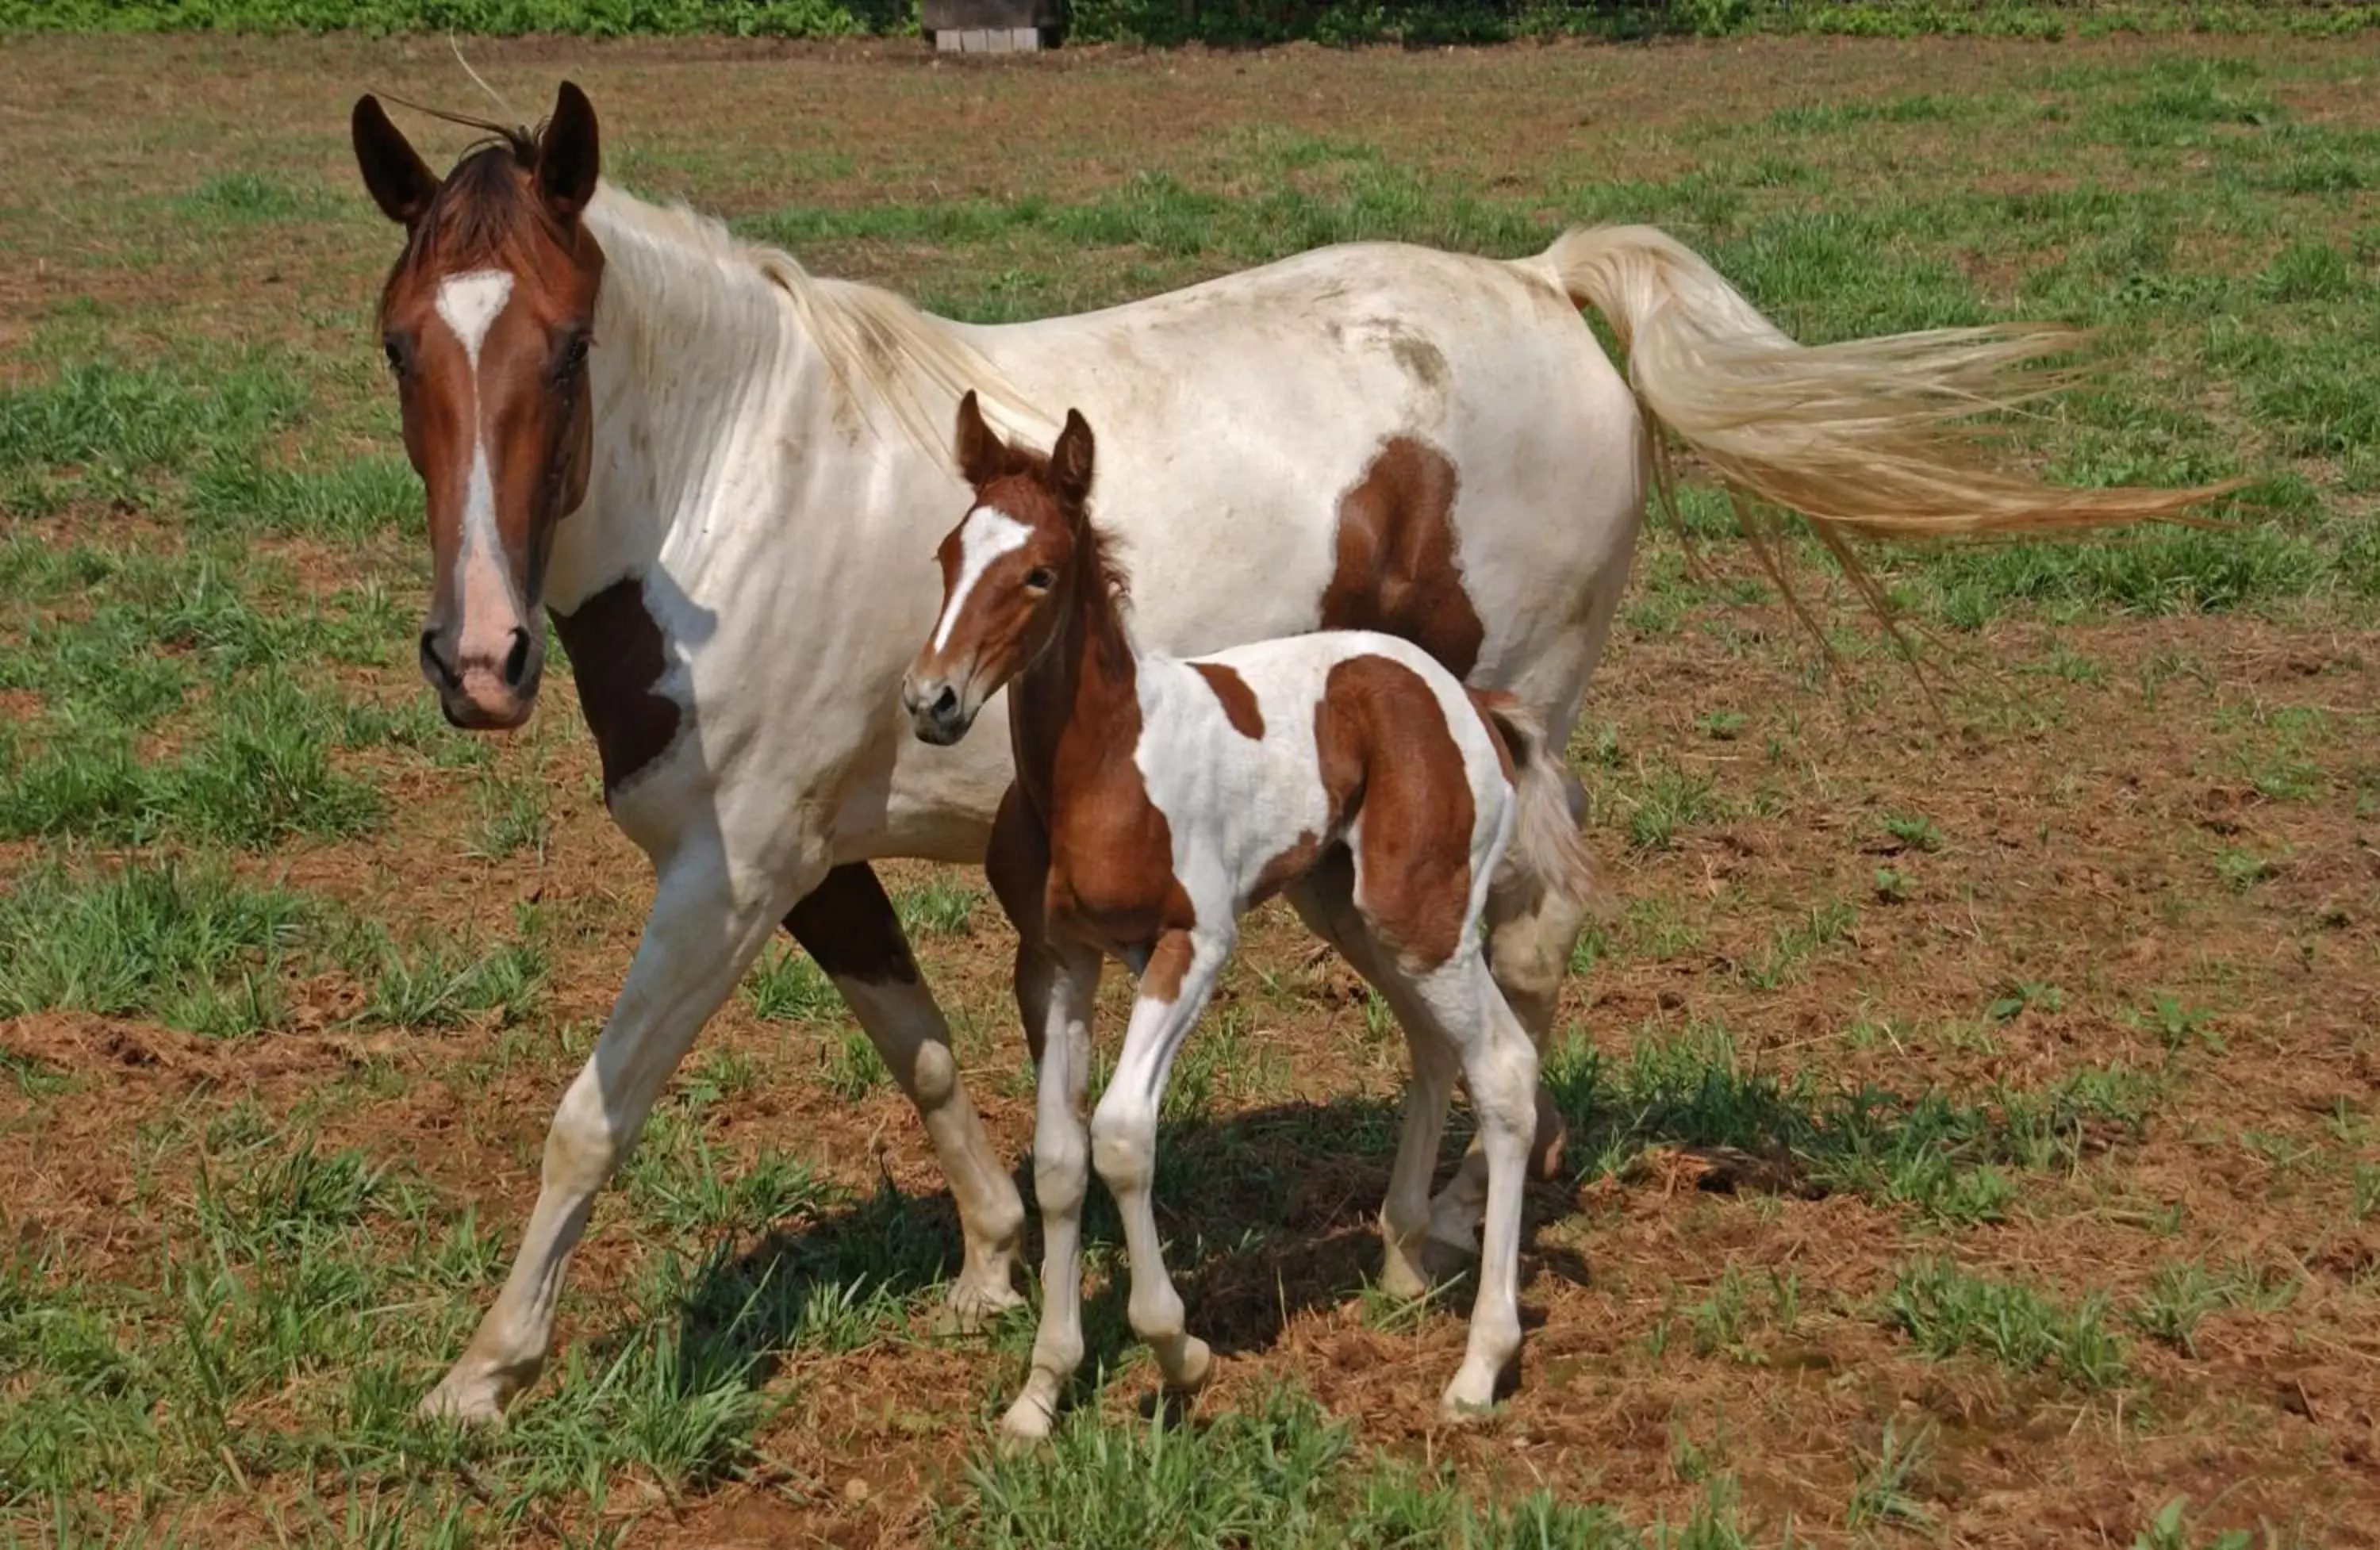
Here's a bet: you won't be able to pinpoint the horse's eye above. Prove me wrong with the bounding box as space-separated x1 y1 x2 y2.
555 330 593 381
382 336 407 377
1023 567 1056 592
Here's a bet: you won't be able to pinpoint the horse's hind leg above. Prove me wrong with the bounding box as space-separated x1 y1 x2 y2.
788 863 1026 1329
1431 769 1590 1256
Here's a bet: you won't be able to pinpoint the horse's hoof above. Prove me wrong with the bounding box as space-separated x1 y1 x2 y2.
1418 1233 1480 1287
942 1274 1026 1336
418 1372 509 1428
1163 1334 1215 1395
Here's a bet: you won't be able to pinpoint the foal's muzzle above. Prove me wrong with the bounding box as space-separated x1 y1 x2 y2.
901 673 974 746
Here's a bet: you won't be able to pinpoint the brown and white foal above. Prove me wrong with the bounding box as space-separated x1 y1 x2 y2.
903 394 1597 1439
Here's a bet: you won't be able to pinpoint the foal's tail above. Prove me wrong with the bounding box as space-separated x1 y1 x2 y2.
1528 225 2240 545
1471 692 1601 933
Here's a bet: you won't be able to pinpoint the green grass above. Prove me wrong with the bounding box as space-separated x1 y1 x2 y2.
2 29 2373 1548
1887 1259 2130 1388
1545 1021 2163 1225
0 857 311 1032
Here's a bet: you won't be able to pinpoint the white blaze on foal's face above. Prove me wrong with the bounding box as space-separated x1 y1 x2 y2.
904 489 1072 746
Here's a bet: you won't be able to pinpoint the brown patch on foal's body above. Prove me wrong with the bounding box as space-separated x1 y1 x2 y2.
1190 662 1265 739
549 576 684 801
1314 654 1480 968
1319 436 1484 679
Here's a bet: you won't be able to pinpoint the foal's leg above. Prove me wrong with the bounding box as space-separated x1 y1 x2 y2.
786 863 1025 1327
422 837 808 1423
1432 769 1591 1256
984 789 1107 1444
1403 953 1539 1416
1369 971 1460 1304
1001 938 1100 1444
1090 926 1234 1395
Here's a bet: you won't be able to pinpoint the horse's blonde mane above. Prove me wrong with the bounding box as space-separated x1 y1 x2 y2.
584 183 1054 458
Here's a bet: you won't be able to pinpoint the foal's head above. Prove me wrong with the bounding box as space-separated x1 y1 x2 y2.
350 82 607 730
903 392 1099 746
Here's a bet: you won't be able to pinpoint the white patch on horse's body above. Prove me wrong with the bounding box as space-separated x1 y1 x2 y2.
434 270 524 644
933 506 1031 653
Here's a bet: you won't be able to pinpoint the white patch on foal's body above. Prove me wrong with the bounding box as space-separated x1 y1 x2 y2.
932 505 1031 653
432 270 524 642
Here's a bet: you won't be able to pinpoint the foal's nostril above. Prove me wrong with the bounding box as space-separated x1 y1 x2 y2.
931 685 959 721
502 627 534 689
420 629 460 689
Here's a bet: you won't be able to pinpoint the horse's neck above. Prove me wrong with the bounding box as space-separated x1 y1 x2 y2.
1010 570 1146 821
547 191 826 608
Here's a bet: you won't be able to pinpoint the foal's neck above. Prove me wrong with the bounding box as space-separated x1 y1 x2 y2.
1008 519 1142 821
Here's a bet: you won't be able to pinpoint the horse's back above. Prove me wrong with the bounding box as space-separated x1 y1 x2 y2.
958 242 1646 708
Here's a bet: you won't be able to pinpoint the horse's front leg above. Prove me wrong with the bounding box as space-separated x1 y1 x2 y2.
422 834 810 1424
785 863 1027 1328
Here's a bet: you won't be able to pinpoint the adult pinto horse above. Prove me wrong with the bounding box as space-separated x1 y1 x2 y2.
352 82 2223 1423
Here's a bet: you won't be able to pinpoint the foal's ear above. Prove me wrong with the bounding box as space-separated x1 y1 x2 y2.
1051 409 1096 506
954 389 1004 489
351 94 440 228
536 80 601 223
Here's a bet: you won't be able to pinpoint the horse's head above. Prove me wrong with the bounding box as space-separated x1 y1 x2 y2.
351 82 606 730
904 391 1097 746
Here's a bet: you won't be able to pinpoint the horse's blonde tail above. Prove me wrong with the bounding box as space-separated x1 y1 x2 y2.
1528 224 2240 543
1474 693 1601 938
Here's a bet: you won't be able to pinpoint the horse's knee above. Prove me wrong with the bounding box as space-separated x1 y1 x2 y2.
543 1076 624 1195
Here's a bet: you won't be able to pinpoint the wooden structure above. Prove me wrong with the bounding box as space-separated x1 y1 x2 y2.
923 0 1065 52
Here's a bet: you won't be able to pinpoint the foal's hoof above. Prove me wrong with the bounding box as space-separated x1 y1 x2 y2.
1438 1375 1503 1425
997 1393 1058 1452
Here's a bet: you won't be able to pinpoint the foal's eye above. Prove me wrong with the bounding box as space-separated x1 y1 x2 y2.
381 336 408 378
1023 567 1056 593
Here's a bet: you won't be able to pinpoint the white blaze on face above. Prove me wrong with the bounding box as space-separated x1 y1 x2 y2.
433 269 522 662
932 504 1033 654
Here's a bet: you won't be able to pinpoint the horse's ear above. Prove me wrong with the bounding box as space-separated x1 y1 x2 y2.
1052 409 1095 507
352 94 440 228
537 80 601 223
954 390 1003 488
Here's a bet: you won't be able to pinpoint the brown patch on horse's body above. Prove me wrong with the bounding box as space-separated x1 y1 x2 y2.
549 576 682 800
1319 437 1484 679
783 863 922 986
1314 654 1480 968
1190 662 1265 739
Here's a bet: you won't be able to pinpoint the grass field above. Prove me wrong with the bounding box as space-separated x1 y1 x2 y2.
3 26 2378 1550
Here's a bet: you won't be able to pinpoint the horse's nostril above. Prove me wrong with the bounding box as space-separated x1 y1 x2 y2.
502 627 534 689
931 686 959 719
420 629 460 689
